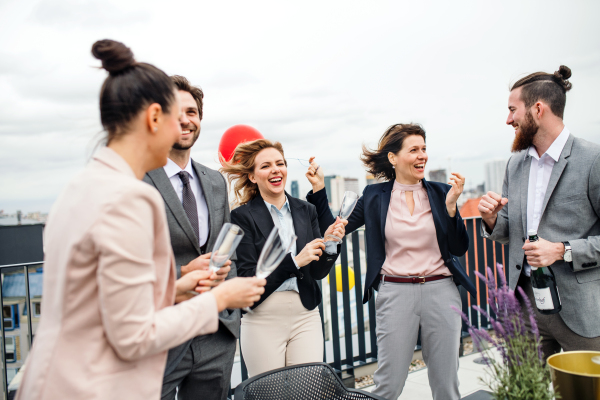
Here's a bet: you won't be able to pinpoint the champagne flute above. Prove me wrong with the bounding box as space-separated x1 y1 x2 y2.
243 226 297 313
209 223 244 273
324 191 359 254
187 223 244 297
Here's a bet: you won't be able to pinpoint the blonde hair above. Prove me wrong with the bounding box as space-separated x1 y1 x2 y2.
220 139 286 207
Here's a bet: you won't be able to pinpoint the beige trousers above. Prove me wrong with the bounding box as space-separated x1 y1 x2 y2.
240 291 323 377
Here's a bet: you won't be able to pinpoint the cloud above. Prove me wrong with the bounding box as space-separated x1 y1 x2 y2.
1 0 600 213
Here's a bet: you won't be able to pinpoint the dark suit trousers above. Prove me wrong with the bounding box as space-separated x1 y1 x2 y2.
161 324 237 400
518 273 600 360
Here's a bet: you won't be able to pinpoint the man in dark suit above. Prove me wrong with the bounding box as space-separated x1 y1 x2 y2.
144 75 240 400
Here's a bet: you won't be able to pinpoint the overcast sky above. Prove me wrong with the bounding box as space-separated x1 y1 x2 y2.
1 0 599 213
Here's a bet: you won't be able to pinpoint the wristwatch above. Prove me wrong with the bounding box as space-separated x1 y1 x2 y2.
562 241 572 263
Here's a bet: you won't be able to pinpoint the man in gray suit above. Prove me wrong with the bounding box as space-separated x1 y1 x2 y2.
144 75 240 400
478 65 600 359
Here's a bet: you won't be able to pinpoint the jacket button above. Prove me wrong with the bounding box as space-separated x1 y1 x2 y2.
516 265 522 270
298 272 304 279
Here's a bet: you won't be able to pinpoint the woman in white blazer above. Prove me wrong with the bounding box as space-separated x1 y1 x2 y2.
16 40 265 400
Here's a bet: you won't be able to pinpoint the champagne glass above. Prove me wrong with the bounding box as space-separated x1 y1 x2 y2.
243 226 297 313
324 191 359 254
209 223 244 273
187 223 244 297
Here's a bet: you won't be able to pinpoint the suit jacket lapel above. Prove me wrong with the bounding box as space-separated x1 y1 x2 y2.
249 196 276 241
288 195 309 250
520 153 532 236
423 179 443 238
192 160 215 248
539 134 574 218
147 168 201 255
379 180 394 240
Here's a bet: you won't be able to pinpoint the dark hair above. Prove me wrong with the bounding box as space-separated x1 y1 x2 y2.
171 75 204 120
361 124 426 181
511 65 572 119
92 39 176 144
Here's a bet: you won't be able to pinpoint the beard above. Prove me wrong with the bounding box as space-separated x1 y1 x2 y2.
172 124 200 151
511 110 538 153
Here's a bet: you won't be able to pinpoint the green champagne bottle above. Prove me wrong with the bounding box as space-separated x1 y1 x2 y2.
528 229 562 314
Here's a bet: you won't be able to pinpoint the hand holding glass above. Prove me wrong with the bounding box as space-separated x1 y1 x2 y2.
186 223 244 297
243 226 297 313
209 223 244 273
324 191 358 254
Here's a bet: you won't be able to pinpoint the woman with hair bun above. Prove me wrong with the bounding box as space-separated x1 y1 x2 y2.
16 40 265 400
220 139 346 377
305 124 477 400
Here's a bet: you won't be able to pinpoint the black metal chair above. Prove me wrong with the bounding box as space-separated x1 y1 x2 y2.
234 362 389 400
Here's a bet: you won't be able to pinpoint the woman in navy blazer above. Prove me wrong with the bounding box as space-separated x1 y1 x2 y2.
221 139 345 378
306 124 476 400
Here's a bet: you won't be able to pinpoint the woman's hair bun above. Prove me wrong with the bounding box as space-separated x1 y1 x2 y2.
92 39 136 75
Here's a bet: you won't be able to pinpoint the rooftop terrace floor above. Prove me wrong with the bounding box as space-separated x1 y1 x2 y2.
361 348 500 399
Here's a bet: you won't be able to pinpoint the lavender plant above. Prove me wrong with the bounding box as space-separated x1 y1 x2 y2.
452 263 558 400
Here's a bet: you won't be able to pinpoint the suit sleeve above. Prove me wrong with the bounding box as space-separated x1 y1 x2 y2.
306 187 366 236
570 153 600 271
481 156 511 245
440 186 469 256
308 204 339 280
231 207 300 305
94 190 218 361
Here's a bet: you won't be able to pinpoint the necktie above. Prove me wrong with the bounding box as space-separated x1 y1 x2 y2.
178 171 200 243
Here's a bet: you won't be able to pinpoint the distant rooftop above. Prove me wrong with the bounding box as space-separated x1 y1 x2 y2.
2 272 43 297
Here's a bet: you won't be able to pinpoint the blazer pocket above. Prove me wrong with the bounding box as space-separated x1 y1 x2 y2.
552 192 584 204
575 267 600 284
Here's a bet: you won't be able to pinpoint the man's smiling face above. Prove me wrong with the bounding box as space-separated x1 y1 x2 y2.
172 90 201 150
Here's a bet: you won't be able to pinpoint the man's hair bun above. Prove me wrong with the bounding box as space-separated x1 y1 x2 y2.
91 39 136 75
554 65 572 91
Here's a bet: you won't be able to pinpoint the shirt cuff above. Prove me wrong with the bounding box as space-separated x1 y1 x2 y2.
291 253 300 269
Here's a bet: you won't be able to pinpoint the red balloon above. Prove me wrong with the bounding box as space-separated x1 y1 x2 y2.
218 125 264 164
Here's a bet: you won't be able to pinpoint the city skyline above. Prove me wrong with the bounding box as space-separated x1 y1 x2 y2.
1 1 599 214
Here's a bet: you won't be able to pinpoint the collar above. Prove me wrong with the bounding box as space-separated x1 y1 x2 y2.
93 147 136 178
263 196 291 214
163 157 194 180
528 126 570 162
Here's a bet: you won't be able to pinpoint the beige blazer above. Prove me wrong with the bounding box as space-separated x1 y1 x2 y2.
16 148 219 400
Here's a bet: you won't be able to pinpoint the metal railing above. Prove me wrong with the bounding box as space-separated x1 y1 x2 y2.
0 216 508 398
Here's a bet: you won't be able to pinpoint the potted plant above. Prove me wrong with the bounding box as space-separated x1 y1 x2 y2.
453 264 558 400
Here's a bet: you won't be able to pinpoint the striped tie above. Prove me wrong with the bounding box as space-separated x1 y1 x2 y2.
178 171 200 243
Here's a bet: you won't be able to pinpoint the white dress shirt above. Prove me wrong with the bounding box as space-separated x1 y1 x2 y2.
524 126 570 275
263 197 300 292
163 158 210 247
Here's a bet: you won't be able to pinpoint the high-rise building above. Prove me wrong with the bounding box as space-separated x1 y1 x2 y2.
290 180 299 198
343 177 360 196
366 173 385 186
428 169 447 184
484 159 507 195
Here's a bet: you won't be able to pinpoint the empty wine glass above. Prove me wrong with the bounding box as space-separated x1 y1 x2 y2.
243 226 297 313
324 191 359 254
187 223 244 297
209 223 245 273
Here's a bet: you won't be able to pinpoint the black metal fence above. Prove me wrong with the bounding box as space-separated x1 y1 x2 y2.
0 217 508 399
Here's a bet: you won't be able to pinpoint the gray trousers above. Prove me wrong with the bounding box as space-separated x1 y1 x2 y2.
161 324 237 400
518 273 600 360
373 277 462 400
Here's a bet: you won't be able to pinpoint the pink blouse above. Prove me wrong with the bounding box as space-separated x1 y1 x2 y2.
380 180 452 277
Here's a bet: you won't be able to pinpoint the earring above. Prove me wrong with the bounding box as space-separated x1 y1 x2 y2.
153 127 158 132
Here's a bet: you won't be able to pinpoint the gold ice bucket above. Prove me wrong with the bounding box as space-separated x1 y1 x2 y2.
547 351 600 400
